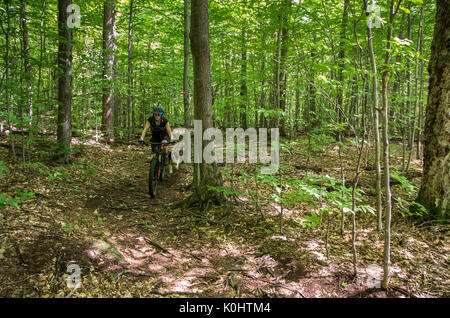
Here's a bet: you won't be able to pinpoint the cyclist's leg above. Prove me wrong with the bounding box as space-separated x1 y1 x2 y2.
151 137 162 161
162 135 170 166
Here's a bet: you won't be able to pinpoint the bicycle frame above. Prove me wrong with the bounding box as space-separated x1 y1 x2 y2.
140 141 175 198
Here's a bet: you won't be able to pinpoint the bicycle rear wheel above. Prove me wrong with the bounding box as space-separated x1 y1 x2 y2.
149 159 159 198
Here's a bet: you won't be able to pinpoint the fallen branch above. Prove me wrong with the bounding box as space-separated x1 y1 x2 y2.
1 274 39 286
143 237 173 256
388 284 417 298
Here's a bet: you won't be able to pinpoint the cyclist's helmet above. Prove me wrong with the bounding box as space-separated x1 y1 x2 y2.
153 106 164 115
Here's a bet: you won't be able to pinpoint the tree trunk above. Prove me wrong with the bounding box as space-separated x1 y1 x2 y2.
294 78 300 131
365 1 383 232
127 0 134 141
2 0 16 161
102 0 116 143
380 0 401 290
337 0 350 130
36 0 46 128
56 0 73 164
416 1 426 159
338 0 350 235
272 28 282 130
417 0 450 217
406 3 414 172
183 0 191 128
240 26 248 129
259 23 267 129
179 0 225 210
20 2 32 125
305 35 317 131
279 26 290 136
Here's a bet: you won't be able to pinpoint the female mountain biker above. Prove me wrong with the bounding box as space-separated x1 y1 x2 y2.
139 106 173 165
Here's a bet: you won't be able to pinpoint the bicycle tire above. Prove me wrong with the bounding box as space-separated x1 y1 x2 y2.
160 162 166 181
149 158 159 198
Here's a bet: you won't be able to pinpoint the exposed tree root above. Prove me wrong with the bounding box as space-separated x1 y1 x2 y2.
172 188 226 212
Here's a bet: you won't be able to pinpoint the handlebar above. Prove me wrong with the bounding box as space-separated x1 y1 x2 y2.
139 140 176 146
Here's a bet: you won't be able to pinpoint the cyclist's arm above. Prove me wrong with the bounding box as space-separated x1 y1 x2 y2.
165 122 173 140
140 120 151 140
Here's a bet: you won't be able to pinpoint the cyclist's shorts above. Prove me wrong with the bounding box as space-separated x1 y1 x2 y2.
151 134 170 153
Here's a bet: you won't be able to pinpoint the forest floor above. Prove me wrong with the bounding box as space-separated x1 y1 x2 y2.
0 133 448 298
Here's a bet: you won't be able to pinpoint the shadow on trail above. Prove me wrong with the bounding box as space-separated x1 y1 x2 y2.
0 141 386 297
74 159 365 297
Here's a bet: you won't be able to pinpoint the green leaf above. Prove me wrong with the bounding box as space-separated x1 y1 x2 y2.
400 7 411 14
0 161 9 178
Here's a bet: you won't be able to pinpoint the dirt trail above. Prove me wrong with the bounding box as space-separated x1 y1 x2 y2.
0 138 447 298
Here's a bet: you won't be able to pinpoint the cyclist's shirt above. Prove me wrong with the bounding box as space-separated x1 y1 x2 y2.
148 115 169 141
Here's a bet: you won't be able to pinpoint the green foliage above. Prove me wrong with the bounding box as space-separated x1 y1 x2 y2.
390 171 429 218
397 198 428 218
62 219 74 233
0 193 16 210
0 161 10 178
70 163 98 180
52 142 71 160
25 162 43 169
297 212 320 228
0 0 434 143
38 166 70 181
15 190 35 202
0 162 35 210
391 171 417 197
310 133 336 153
207 185 245 198
0 192 34 210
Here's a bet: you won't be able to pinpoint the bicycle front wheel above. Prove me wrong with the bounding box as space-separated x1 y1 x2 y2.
149 159 159 198
160 163 166 182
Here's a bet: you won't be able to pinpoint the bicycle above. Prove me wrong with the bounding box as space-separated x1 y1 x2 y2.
140 140 175 198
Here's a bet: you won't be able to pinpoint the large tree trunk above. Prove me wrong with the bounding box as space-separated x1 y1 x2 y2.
56 0 73 164
102 0 116 143
178 0 225 210
417 0 450 217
